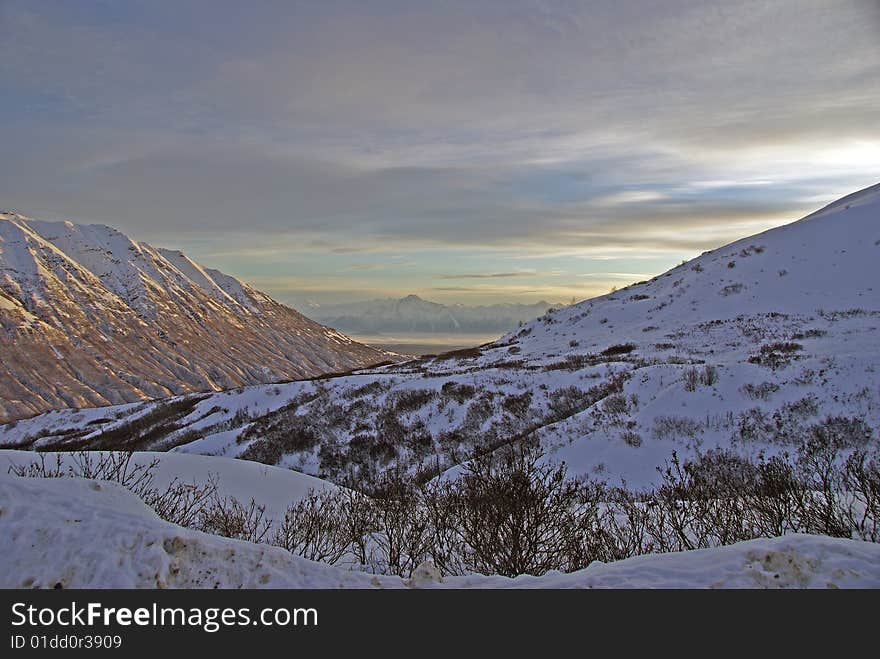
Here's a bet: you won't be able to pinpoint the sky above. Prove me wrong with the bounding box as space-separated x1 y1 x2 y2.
1 0 879 308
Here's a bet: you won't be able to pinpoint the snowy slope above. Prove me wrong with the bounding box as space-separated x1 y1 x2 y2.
1 471 878 588
2 184 878 488
0 212 395 422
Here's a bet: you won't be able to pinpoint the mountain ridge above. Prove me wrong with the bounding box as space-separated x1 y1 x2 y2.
0 212 395 422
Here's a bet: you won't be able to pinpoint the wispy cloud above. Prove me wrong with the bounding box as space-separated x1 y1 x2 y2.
592 190 668 207
346 263 384 272
576 272 656 280
436 271 538 280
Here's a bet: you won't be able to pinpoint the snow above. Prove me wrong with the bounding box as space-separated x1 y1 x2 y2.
0 292 18 311
462 534 880 589
0 472 384 589
156 248 247 312
1 470 878 588
0 450 337 522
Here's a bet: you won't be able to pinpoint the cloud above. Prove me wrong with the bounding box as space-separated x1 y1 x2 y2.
332 247 372 254
576 272 656 280
346 263 384 272
436 271 538 280
1 0 878 304
593 190 668 207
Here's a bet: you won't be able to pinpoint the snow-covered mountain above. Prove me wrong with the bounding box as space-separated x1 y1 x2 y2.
0 212 394 422
304 294 564 334
2 183 878 488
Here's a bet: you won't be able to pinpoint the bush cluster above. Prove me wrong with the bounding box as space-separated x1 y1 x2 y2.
12 437 878 578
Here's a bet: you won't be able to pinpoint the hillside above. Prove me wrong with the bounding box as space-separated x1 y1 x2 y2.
2 184 878 487
0 212 394 422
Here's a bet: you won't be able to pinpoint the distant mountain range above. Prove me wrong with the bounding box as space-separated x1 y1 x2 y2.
0 212 394 422
303 295 566 334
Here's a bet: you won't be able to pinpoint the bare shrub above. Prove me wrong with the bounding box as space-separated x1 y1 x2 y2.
367 470 434 577
809 415 874 449
148 477 219 528
735 408 774 443
9 451 155 493
719 283 743 296
391 389 436 414
740 382 779 400
449 445 596 577
603 393 629 415
601 343 636 357
652 415 703 442
544 354 594 371
273 437 879 573
501 391 533 417
700 365 718 387
683 367 700 392
70 396 207 451
745 453 804 538
765 341 803 354
273 489 362 565
547 375 626 422
8 451 217 528
433 347 482 361
198 495 272 544
348 380 387 399
793 433 850 537
644 451 756 551
239 418 320 466
839 450 880 542
791 328 827 340
420 478 468 576
440 381 477 404
748 342 803 369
